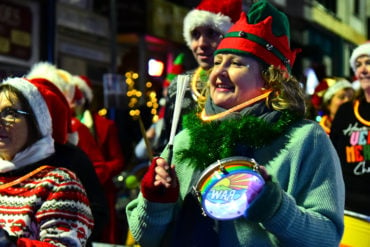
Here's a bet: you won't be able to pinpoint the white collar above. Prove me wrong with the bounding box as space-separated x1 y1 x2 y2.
0 135 55 173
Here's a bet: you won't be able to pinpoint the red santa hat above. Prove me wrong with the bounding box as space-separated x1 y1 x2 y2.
215 1 300 72
323 78 353 104
2 77 75 144
29 78 74 144
349 41 370 72
311 77 353 109
183 0 242 48
71 75 94 104
27 62 76 105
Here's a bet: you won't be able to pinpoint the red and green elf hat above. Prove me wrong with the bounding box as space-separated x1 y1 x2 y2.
215 0 300 72
163 53 185 88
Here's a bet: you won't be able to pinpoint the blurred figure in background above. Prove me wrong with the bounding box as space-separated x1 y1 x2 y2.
30 77 108 246
72 75 126 244
331 41 370 247
27 62 124 244
311 77 354 134
157 0 243 153
27 63 108 245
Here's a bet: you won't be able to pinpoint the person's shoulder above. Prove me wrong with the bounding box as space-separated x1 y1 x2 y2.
53 142 93 169
333 100 355 122
287 118 327 138
38 165 79 181
337 100 354 112
55 142 86 155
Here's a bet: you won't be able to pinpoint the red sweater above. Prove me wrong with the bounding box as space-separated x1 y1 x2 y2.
0 165 94 246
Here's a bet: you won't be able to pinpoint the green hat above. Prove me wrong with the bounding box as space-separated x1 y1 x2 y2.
163 53 185 88
215 0 300 72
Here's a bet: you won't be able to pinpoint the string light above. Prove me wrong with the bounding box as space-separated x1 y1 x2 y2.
124 71 159 123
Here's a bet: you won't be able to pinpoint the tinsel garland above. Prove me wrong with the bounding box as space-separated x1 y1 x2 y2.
177 110 301 169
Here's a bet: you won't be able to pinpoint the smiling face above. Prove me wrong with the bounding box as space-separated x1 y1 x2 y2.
0 91 29 161
190 26 223 70
355 55 370 100
209 53 265 109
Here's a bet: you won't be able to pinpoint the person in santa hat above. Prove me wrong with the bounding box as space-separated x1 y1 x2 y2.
156 0 242 154
32 78 109 246
26 62 110 185
0 77 94 245
26 62 109 245
126 1 344 246
28 61 124 244
71 74 126 244
311 77 354 134
330 41 370 246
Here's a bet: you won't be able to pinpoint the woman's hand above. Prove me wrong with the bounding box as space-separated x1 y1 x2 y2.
154 158 178 188
244 165 282 222
256 165 271 181
141 157 179 203
246 165 270 204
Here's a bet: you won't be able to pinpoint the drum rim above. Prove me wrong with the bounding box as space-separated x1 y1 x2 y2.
195 156 262 191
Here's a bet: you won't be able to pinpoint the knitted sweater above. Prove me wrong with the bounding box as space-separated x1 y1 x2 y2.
0 164 94 246
126 119 344 246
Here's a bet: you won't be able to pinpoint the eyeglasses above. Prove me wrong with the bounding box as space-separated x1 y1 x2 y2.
0 108 29 126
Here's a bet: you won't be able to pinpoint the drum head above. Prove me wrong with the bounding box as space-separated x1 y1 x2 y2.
195 156 265 220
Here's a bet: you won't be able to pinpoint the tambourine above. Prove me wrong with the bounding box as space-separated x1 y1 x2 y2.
193 156 265 220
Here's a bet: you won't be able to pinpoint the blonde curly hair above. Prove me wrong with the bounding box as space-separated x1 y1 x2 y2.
262 65 306 117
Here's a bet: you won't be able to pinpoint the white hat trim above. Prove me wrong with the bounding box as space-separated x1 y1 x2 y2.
27 62 63 90
72 76 93 103
323 79 353 103
27 62 75 104
183 9 233 48
2 77 52 137
349 43 370 72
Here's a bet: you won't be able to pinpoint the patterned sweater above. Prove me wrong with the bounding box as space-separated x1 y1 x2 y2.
126 119 344 247
0 164 94 246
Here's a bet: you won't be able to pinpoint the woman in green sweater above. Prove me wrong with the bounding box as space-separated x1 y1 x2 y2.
126 1 344 246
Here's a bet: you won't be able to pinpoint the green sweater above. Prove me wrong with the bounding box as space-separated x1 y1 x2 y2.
126 119 344 246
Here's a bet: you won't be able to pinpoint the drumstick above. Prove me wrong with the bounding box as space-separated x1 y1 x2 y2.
137 115 153 161
166 74 190 167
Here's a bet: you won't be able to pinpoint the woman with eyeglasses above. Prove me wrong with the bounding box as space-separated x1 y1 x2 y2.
0 77 93 246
